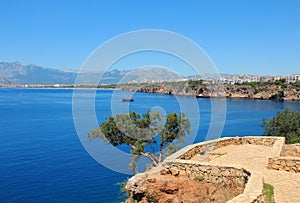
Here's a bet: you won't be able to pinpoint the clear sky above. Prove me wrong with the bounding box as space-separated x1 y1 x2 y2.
0 0 299 75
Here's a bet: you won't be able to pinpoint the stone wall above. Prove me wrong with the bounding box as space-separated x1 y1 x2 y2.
267 157 300 173
161 161 250 187
126 137 284 203
178 137 277 160
226 171 264 203
162 136 283 203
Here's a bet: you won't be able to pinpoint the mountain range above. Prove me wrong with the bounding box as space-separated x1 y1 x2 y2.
0 62 182 85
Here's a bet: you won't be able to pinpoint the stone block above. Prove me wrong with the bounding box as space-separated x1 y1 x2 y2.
179 170 187 177
280 160 286 166
160 168 170 175
286 161 294 167
169 168 179 176
271 163 279 169
274 159 281 165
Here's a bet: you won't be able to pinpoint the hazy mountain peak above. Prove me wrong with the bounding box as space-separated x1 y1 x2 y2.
0 62 184 85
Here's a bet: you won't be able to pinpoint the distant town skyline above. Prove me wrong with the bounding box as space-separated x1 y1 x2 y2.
0 0 299 76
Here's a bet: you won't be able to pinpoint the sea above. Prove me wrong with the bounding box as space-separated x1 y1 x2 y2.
0 88 299 202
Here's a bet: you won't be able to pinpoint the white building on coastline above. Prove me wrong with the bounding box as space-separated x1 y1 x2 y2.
210 74 299 85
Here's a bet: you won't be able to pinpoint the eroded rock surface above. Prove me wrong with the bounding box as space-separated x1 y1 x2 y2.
121 84 300 101
125 173 244 203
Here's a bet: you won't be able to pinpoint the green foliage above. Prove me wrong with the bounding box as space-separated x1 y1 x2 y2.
263 183 275 203
194 175 205 181
293 80 300 87
97 84 117 89
274 78 287 88
188 79 204 89
116 178 130 199
242 81 263 86
88 110 191 172
241 81 260 94
261 109 300 144
242 79 288 92
129 155 141 173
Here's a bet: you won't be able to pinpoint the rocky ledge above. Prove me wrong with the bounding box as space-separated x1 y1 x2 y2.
125 171 244 203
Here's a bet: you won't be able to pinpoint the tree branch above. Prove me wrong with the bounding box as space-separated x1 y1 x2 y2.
140 152 159 166
128 143 159 166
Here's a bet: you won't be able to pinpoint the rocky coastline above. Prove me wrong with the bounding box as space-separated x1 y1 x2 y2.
121 83 300 101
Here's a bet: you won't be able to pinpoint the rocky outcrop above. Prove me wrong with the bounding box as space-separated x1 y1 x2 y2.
196 84 300 101
125 171 245 203
138 85 172 95
121 83 300 101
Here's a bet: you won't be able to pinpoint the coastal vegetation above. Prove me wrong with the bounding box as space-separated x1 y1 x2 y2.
187 79 204 89
119 79 300 101
262 109 300 144
241 79 287 88
88 110 191 172
5 77 300 101
239 80 286 94
293 80 300 87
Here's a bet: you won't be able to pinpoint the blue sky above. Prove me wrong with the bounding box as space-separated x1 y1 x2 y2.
0 0 299 75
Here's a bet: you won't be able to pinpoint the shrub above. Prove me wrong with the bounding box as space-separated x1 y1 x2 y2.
194 175 205 181
261 108 300 144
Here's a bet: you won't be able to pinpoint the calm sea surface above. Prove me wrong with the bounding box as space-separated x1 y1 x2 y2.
0 88 299 202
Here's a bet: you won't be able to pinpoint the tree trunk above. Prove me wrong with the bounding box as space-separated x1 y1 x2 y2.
129 144 159 166
141 152 159 166
158 145 163 163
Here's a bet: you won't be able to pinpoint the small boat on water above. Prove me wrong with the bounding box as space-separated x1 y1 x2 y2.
196 94 210 98
122 98 134 102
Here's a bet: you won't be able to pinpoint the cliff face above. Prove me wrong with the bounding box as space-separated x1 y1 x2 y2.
122 84 300 101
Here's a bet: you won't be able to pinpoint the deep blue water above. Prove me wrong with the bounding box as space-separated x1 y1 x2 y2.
0 88 299 202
